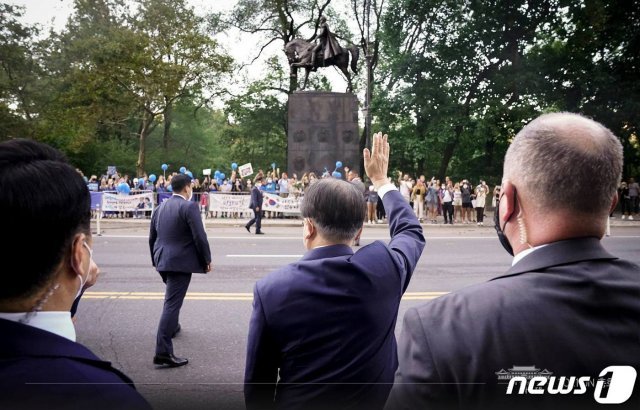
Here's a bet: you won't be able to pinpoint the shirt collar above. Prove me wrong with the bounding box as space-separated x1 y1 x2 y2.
173 193 187 200
511 244 549 266
0 311 76 342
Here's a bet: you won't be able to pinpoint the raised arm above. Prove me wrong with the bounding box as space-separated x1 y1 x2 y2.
364 132 425 292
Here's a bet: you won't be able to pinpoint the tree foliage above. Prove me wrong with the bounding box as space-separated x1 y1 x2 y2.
379 0 639 181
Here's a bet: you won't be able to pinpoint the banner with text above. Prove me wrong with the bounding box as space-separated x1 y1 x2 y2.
101 192 155 212
208 193 302 214
262 193 301 214
208 193 251 213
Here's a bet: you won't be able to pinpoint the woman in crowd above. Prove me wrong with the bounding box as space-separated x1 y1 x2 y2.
474 182 487 225
411 179 426 222
366 185 379 224
453 182 462 223
425 181 438 223
460 180 473 224
440 182 454 224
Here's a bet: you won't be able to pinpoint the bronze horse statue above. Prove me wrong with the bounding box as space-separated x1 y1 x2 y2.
284 38 359 92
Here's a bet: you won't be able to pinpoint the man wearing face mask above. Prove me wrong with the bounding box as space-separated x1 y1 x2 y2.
149 174 212 367
244 132 425 410
0 139 151 410
386 113 640 410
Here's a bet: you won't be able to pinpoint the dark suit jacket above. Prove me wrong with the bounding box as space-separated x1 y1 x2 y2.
244 189 425 410
0 318 151 410
149 195 211 273
386 237 640 410
249 186 263 209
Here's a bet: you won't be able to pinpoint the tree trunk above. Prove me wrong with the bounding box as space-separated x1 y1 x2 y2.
437 125 462 180
163 100 173 151
136 111 154 177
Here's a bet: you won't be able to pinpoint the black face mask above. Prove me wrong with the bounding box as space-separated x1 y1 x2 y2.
494 193 514 256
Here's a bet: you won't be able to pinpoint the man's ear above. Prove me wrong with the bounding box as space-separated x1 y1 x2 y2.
500 181 517 224
69 233 88 277
609 192 619 215
304 219 316 240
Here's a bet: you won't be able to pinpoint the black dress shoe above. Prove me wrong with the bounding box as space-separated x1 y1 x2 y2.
153 353 188 367
245 225 250 233
255 231 264 235
171 323 181 338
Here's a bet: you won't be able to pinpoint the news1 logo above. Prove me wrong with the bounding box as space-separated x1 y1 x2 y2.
505 366 637 404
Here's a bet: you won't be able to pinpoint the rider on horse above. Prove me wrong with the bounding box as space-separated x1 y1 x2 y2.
309 16 342 67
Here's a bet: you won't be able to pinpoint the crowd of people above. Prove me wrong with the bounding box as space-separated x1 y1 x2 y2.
80 166 640 224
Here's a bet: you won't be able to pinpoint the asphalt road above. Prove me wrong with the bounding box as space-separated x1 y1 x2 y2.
75 224 640 410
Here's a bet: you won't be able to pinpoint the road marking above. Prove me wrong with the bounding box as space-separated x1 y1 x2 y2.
83 291 449 301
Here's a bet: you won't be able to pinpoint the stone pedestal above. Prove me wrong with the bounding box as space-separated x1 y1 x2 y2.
287 92 360 178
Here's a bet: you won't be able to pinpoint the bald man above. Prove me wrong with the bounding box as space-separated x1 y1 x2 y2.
386 113 640 410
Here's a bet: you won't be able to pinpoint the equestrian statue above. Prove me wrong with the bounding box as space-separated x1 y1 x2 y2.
284 16 360 92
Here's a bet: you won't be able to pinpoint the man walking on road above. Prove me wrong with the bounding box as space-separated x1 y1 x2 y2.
246 176 265 235
149 174 211 368
244 132 425 410
386 112 640 410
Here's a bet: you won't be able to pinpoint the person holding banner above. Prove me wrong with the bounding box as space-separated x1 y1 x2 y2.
245 176 265 234
244 132 425 409
149 174 212 368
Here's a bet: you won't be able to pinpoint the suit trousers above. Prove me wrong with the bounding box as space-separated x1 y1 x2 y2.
247 209 262 233
156 271 192 355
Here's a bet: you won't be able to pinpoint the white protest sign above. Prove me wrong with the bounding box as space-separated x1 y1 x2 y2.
239 163 253 178
203 169 211 176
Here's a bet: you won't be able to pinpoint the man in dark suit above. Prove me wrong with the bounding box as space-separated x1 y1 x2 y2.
245 176 264 235
0 139 151 409
244 132 425 410
149 174 211 367
386 113 640 410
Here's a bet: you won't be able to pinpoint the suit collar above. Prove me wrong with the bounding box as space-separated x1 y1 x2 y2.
493 237 617 279
301 244 354 261
0 318 105 362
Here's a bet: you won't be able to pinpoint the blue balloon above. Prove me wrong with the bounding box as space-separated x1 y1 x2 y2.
149 174 157 182
161 163 168 171
332 171 342 179
186 171 193 179
231 162 238 170
179 166 186 174
271 162 276 169
219 173 225 180
117 182 130 195
214 170 221 178
336 161 343 168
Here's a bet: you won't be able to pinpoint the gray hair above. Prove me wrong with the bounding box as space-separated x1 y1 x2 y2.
503 112 622 215
301 178 365 242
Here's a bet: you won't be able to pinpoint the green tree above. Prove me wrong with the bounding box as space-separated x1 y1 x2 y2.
0 3 40 139
381 0 559 179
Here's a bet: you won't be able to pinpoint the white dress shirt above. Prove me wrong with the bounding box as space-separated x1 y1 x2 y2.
0 311 76 341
